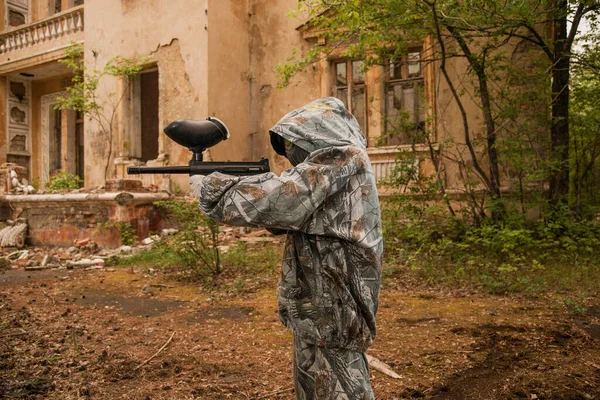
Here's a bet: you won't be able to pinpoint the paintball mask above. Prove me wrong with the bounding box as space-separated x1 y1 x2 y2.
269 131 310 167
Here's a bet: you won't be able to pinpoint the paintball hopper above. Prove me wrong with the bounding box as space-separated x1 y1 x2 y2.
164 117 230 161
127 116 270 176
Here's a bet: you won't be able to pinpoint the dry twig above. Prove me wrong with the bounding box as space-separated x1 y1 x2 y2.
367 354 402 379
0 331 28 338
42 290 56 305
257 387 294 399
135 331 175 370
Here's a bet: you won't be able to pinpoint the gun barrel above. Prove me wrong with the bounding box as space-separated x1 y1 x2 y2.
127 159 270 176
127 166 191 175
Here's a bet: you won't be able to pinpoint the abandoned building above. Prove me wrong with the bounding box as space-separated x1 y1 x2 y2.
0 0 524 247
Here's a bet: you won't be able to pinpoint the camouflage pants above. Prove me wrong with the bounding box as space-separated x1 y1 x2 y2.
293 336 375 400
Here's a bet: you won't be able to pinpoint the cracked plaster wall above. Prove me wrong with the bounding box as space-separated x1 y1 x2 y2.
84 0 319 189
247 0 320 173
84 0 209 188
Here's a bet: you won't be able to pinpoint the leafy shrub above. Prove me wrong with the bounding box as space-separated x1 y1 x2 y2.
154 199 222 278
47 171 83 191
380 196 600 295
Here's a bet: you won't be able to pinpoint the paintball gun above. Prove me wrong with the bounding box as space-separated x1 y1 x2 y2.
127 117 270 176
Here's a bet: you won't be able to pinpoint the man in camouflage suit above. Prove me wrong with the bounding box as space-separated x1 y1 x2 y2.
190 97 382 399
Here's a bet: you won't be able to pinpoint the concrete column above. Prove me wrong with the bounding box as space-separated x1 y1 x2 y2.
37 0 52 20
366 66 383 148
60 109 77 174
0 2 6 31
0 77 7 165
423 35 437 141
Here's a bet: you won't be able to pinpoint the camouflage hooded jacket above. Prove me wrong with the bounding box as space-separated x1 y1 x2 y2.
198 97 383 352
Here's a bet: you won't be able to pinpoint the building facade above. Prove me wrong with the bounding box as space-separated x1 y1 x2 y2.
0 0 489 193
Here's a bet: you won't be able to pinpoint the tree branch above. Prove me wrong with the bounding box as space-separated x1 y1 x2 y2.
566 2 586 52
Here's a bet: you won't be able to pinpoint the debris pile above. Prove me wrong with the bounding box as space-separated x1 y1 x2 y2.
0 163 33 194
0 219 28 249
0 226 281 272
9 169 36 194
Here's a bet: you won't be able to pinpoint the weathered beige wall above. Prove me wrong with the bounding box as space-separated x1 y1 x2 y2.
84 0 209 188
432 38 528 192
206 0 251 164
249 0 320 173
85 0 319 188
0 77 6 165
205 0 319 173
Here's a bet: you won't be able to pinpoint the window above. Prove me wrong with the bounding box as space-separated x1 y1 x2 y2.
54 0 62 14
333 60 367 135
384 50 426 146
6 0 29 28
8 9 25 26
75 111 84 181
49 108 62 175
139 69 159 162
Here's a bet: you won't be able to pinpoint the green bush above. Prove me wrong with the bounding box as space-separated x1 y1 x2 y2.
47 171 83 191
154 199 222 278
380 196 600 296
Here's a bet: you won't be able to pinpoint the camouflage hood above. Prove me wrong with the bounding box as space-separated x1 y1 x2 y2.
269 97 367 154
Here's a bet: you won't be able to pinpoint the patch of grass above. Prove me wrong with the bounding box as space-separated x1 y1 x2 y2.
112 240 283 296
154 199 222 276
559 296 589 315
111 246 183 270
221 241 281 275
381 197 600 297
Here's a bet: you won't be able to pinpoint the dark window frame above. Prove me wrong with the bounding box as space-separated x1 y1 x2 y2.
384 48 427 146
332 59 368 136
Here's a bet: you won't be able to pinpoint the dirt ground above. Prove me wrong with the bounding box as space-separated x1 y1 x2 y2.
1 261 599 399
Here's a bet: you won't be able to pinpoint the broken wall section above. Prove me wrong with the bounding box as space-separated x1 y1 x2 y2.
84 0 209 189
248 0 320 174
0 190 168 248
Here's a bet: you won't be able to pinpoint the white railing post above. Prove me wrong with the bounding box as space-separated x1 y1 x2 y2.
0 6 84 55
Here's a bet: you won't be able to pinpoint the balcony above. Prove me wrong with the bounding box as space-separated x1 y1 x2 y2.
0 5 84 72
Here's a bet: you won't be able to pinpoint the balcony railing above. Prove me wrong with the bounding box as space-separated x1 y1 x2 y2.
0 5 84 55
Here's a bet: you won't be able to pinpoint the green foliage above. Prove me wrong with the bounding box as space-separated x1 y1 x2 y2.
113 239 282 296
97 220 136 246
560 296 589 316
381 195 600 295
280 0 600 221
31 177 41 191
110 244 184 270
570 37 600 216
154 199 222 278
56 43 151 180
47 171 83 191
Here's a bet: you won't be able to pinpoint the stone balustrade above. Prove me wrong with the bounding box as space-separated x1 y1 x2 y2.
0 6 84 54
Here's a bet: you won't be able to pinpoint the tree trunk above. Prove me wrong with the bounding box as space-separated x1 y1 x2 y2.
549 0 570 205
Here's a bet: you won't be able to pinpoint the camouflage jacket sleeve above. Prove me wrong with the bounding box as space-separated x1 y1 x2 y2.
197 145 366 233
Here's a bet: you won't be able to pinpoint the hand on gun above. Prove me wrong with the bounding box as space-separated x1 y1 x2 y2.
189 175 205 198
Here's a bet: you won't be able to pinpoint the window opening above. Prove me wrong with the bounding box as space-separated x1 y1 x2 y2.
6 0 29 28
140 70 159 163
75 111 84 181
384 49 426 146
50 108 62 174
333 60 367 135
8 10 25 26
